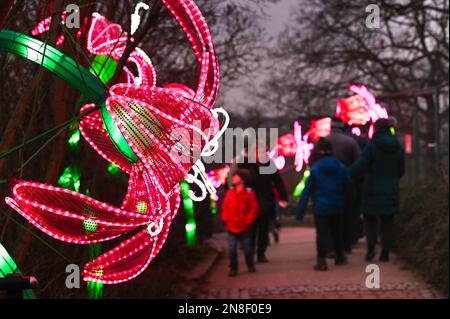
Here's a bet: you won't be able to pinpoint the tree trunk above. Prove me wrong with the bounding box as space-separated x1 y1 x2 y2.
0 69 48 173
45 79 68 183
12 0 63 268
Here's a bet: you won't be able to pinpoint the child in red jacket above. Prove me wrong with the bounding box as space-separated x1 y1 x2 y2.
221 170 259 276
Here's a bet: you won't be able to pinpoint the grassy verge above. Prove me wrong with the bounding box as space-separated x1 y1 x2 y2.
394 170 449 296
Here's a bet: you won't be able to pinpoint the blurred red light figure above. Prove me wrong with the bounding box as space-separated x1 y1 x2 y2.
405 134 412 154
336 84 389 138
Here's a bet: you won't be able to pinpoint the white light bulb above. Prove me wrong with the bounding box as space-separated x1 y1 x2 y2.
131 2 150 35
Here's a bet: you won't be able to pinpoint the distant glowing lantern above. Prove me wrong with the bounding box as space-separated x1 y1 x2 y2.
405 134 412 154
276 134 296 157
336 84 389 139
207 166 230 189
305 117 332 142
336 94 369 126
294 121 314 172
351 127 361 136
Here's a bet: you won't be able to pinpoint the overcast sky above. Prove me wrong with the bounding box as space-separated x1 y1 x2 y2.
262 0 298 37
223 0 299 114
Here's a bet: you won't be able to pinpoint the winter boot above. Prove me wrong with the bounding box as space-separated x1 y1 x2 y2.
245 255 256 273
257 255 269 263
228 267 238 277
335 254 348 266
314 258 328 271
365 246 376 262
379 250 390 262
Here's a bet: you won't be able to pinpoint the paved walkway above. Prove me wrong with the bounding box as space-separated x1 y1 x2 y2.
194 227 442 299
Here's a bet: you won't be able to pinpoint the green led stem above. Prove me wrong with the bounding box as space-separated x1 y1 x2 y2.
90 55 118 84
68 129 81 147
0 30 105 102
100 102 139 163
107 163 121 175
293 168 311 197
58 165 81 192
180 181 196 247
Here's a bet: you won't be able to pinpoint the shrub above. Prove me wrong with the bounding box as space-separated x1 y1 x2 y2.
394 170 449 296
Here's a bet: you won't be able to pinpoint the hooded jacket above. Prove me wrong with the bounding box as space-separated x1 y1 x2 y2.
221 188 259 234
296 156 352 220
351 129 405 215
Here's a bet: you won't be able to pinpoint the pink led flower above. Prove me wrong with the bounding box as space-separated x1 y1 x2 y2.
269 121 320 172
294 121 314 172
7 0 221 284
32 12 157 87
87 13 157 87
31 11 72 46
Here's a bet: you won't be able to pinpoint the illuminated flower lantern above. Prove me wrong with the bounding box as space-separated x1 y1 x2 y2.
207 166 231 189
305 117 332 142
269 134 295 170
269 121 315 172
336 84 388 137
336 94 369 126
3 0 224 284
33 11 156 86
275 134 297 157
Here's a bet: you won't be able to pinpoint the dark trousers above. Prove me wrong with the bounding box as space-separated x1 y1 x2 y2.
228 231 254 270
253 213 269 258
315 214 345 259
364 215 394 251
252 198 274 258
352 181 364 243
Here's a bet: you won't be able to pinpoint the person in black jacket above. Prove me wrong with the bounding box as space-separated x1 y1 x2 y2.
351 119 405 262
228 144 288 263
343 124 369 244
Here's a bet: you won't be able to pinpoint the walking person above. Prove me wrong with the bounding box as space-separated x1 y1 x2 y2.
311 117 361 254
329 118 361 254
228 144 288 263
344 124 369 244
270 201 281 244
221 170 259 276
250 146 288 262
351 119 405 262
296 138 352 271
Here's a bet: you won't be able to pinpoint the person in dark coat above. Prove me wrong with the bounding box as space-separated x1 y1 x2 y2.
296 138 352 271
343 124 369 244
351 119 405 262
343 124 369 152
310 118 361 167
228 145 288 263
